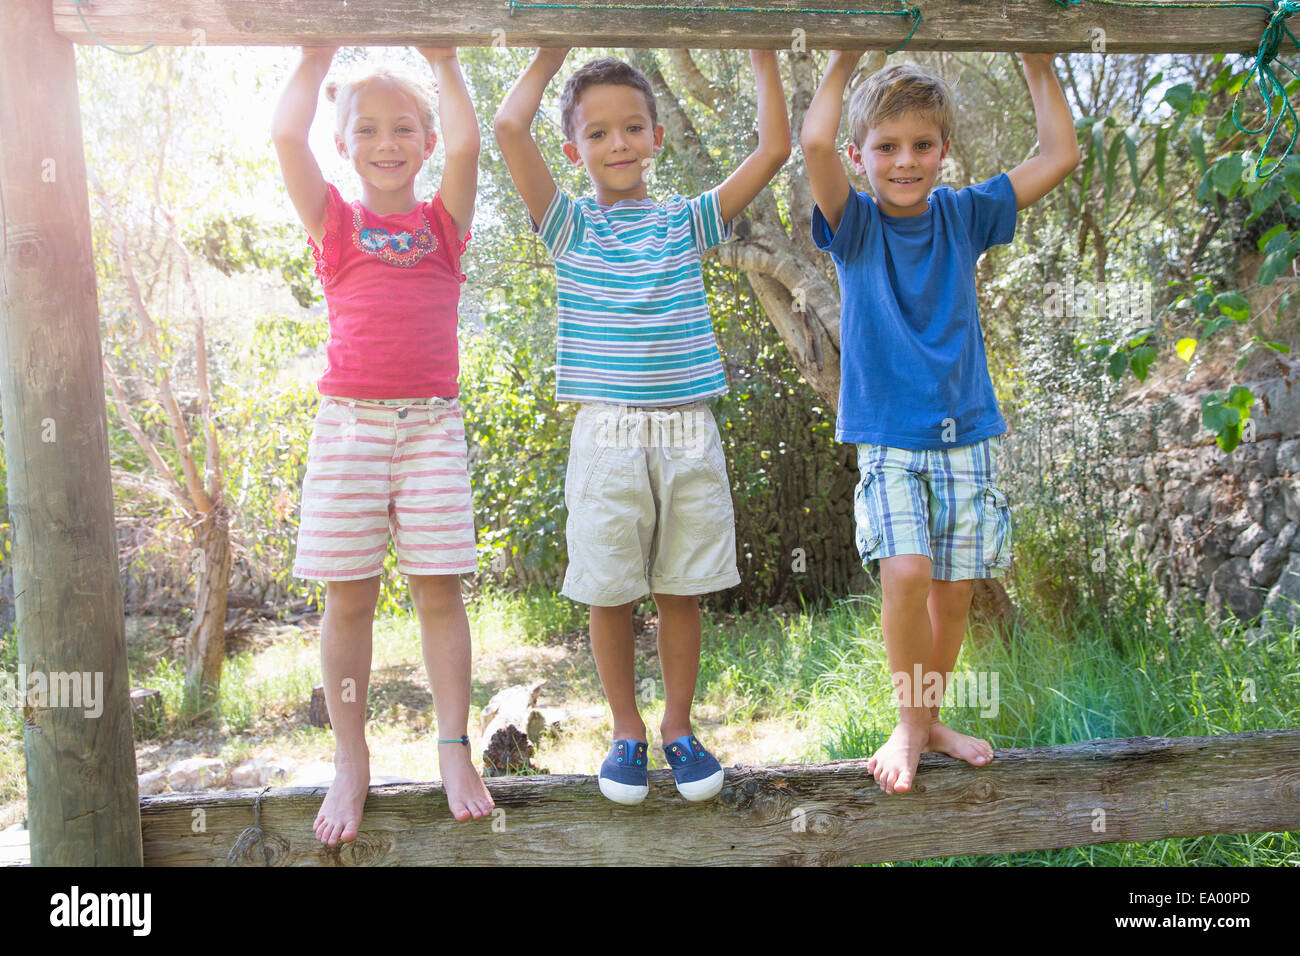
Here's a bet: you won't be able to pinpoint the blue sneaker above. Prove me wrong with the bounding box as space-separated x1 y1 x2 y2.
662 734 725 801
598 739 649 805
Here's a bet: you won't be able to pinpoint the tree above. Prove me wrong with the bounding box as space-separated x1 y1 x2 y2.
80 45 271 705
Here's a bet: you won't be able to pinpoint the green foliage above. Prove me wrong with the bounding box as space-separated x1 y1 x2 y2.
189 215 320 309
1201 385 1255 453
1067 58 1300 452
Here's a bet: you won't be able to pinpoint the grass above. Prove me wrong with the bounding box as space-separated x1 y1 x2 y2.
0 566 1297 862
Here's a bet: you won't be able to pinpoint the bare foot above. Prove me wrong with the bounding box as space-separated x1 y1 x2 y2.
865 715 930 794
926 719 994 767
439 741 495 821
314 752 370 846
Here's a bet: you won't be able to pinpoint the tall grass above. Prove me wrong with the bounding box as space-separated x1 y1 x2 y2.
687 553 1300 865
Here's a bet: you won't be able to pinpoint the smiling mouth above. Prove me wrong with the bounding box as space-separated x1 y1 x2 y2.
609 160 636 168
373 160 405 168
891 177 921 184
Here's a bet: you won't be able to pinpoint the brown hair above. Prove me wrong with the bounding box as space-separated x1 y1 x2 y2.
559 58 658 141
847 62 953 149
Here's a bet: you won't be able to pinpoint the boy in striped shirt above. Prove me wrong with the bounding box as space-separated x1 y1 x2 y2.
494 50 789 804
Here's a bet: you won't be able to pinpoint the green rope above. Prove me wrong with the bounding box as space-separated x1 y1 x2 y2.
507 1 923 53
1232 0 1300 177
1054 1 1300 179
72 0 155 56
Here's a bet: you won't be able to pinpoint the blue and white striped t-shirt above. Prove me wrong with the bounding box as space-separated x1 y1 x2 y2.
533 186 734 406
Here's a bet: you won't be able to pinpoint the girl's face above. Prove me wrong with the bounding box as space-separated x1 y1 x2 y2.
335 79 435 196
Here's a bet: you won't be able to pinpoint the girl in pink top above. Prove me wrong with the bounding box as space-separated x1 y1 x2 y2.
272 46 493 843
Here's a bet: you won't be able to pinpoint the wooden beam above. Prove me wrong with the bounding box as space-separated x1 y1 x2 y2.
140 730 1300 865
54 0 1269 53
0 0 142 864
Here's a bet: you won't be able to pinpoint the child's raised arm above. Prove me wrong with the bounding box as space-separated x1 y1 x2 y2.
715 50 791 224
272 46 337 248
492 48 570 227
1005 53 1081 211
800 49 863 234
418 48 479 241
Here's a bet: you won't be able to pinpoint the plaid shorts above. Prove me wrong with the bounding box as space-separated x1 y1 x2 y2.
853 436 1012 581
291 396 477 580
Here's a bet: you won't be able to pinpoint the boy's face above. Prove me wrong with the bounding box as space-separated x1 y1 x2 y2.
335 79 436 196
847 111 949 218
562 83 664 206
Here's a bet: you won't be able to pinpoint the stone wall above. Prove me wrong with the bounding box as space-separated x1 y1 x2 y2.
1108 362 1300 628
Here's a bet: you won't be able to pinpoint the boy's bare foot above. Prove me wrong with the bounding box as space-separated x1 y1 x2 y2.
865 714 929 794
439 741 495 821
314 752 370 846
926 719 994 767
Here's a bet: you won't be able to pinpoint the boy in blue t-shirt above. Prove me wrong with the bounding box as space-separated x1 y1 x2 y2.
802 53 1079 794
494 50 790 805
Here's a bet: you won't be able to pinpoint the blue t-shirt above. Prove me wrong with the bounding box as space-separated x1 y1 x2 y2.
811 172 1018 449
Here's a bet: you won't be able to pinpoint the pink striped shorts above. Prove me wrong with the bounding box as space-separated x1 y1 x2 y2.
292 396 477 580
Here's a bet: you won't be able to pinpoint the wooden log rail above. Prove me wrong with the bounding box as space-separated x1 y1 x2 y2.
140 729 1300 865
54 0 1271 53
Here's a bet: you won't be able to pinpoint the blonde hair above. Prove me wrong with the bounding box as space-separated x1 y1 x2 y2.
324 66 438 141
847 63 953 150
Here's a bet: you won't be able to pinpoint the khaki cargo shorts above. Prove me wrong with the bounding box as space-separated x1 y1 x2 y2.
562 401 741 606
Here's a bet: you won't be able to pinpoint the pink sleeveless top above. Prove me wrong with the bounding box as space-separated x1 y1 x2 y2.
307 183 468 399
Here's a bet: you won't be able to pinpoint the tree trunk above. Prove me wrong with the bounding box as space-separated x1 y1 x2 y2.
185 501 231 703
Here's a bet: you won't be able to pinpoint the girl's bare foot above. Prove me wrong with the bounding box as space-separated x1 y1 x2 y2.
926 719 994 766
439 741 494 821
314 751 370 846
865 713 930 794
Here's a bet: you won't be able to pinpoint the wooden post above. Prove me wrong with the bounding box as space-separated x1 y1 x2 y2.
52 0 1266 53
138 730 1300 866
0 0 142 865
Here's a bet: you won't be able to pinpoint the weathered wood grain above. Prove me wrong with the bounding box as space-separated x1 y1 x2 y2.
53 0 1267 53
140 729 1300 866
0 0 142 866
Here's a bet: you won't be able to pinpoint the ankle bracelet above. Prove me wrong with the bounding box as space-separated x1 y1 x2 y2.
438 735 470 746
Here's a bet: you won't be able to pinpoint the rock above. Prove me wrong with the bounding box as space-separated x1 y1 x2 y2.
1250 537 1288 586
1227 507 1254 535
165 757 224 791
1283 522 1300 551
1265 495 1290 534
230 756 291 788
1283 477 1300 523
1263 553 1300 630
1230 522 1270 557
1208 557 1264 622
1202 522 1236 562
1186 482 1216 516
1246 480 1271 524
1259 439 1279 478
1254 376 1300 440
1164 479 1187 506
137 770 167 795
1277 438 1300 475
1141 457 1159 488
1224 445 1251 478
1170 513 1198 547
